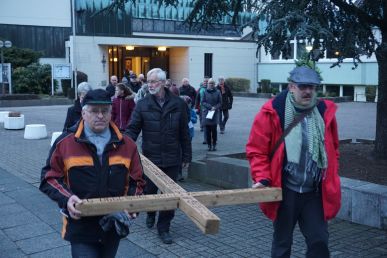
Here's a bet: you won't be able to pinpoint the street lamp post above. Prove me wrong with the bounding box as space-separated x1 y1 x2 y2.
0 40 12 95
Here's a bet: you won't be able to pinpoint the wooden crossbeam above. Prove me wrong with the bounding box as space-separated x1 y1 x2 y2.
76 188 282 216
76 154 282 234
140 155 220 234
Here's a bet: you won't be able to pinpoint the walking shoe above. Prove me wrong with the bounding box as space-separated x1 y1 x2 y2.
212 145 217 151
159 231 173 244
208 145 212 151
200 128 203 132
146 215 155 228
220 130 225 134
202 141 207 144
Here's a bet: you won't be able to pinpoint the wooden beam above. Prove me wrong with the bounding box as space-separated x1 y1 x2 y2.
76 194 179 216
190 188 282 207
140 154 221 234
75 154 283 234
76 188 282 217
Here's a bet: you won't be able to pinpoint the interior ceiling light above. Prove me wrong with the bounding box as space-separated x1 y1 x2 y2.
126 45 134 50
158 46 167 51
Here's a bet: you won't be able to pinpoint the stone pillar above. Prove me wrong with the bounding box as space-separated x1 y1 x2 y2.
339 85 343 97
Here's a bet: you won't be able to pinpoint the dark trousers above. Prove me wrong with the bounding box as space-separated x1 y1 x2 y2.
272 187 329 258
71 232 120 258
219 109 229 131
145 165 179 233
206 125 217 145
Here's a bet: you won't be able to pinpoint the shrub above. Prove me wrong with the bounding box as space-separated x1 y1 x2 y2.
260 79 271 93
61 79 71 97
225 78 250 92
365 86 376 102
4 47 42 70
12 63 55 94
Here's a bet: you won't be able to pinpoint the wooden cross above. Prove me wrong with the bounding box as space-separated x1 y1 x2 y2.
76 154 282 234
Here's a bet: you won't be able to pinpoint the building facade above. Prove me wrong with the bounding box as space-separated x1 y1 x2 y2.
0 0 258 90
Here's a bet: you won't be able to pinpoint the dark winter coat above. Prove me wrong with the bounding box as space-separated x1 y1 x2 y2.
179 84 197 107
126 89 192 167
202 88 222 126
63 99 82 131
216 84 233 110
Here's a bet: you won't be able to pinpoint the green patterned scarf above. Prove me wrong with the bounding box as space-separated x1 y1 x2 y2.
284 92 328 170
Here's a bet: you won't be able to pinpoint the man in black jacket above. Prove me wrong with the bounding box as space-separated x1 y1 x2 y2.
126 68 192 244
216 76 233 134
179 78 196 107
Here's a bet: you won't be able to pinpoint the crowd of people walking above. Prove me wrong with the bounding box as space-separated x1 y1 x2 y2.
41 66 341 258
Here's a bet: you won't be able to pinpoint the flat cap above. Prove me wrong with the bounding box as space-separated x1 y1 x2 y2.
82 89 112 107
289 66 321 85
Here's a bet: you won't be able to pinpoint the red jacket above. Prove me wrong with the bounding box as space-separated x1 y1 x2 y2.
112 96 135 131
246 91 340 221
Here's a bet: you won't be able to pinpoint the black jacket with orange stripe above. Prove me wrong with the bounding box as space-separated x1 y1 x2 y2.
39 120 145 243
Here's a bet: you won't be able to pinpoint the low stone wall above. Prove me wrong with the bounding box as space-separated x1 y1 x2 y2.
0 98 73 107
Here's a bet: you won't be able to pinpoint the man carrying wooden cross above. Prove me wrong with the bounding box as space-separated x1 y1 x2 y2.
126 68 192 244
40 89 145 258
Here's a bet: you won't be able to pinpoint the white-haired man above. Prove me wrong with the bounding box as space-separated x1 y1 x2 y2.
126 68 192 244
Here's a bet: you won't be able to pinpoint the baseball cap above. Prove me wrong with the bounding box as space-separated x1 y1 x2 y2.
289 66 321 85
82 89 112 107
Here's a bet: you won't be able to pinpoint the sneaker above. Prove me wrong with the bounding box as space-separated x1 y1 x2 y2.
208 145 212 151
146 215 155 229
159 231 173 244
202 141 207 144
200 128 203 132
220 130 224 134
212 145 217 151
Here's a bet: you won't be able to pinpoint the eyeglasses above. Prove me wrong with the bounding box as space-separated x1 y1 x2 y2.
296 84 316 90
147 80 161 84
86 107 111 116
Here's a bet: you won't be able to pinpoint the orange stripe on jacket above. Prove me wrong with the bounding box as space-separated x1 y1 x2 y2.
64 156 94 171
109 156 131 169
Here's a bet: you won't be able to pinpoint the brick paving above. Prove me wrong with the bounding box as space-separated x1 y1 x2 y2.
0 98 385 257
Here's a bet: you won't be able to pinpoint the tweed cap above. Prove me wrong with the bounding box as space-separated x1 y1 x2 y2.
289 66 321 85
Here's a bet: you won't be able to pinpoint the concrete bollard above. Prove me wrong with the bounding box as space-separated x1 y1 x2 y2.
4 114 25 129
0 111 10 123
50 131 62 146
24 124 47 139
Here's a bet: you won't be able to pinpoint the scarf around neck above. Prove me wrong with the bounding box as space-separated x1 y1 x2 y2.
284 92 328 171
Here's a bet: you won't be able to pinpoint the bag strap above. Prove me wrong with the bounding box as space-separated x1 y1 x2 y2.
269 107 314 159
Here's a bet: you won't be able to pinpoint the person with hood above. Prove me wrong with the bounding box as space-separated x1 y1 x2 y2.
111 83 136 132
246 66 341 258
63 82 92 131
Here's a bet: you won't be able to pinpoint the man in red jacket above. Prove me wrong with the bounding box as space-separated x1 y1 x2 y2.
246 66 340 258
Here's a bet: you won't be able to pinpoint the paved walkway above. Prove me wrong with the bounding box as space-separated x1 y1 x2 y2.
0 98 385 257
